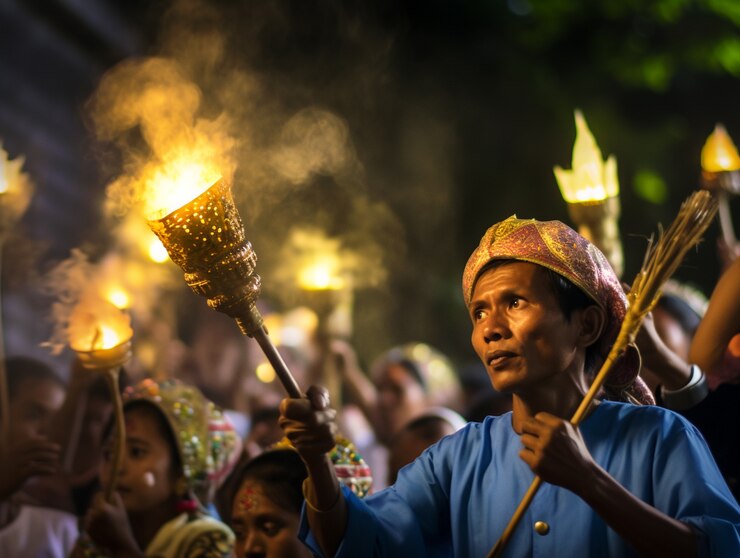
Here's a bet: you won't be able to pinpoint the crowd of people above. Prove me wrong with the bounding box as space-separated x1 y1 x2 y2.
0 214 738 557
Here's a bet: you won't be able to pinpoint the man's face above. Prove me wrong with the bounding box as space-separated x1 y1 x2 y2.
468 262 584 395
8 377 65 443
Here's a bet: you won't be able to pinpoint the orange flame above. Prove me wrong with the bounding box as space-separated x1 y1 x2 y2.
68 301 133 352
141 157 222 220
701 124 740 173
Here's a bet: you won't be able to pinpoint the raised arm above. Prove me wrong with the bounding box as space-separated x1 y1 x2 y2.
279 385 348 557
689 257 740 375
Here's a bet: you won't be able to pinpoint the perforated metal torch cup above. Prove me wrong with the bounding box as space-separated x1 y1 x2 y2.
147 177 302 398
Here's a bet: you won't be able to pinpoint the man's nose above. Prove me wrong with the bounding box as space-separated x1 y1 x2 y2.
483 312 507 342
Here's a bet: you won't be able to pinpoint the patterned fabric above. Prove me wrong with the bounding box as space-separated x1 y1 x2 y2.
462 215 653 405
123 379 241 500
146 513 234 558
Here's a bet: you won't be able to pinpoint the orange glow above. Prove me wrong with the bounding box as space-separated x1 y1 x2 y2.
255 362 276 383
148 237 169 263
298 257 345 291
69 302 133 352
105 287 131 310
701 124 740 172
141 157 221 220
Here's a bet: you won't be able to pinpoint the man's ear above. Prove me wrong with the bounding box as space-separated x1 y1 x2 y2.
577 305 606 349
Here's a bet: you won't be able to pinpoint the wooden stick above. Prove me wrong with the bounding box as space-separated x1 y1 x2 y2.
103 367 126 502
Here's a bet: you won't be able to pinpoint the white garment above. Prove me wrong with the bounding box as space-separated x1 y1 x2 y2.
0 505 78 558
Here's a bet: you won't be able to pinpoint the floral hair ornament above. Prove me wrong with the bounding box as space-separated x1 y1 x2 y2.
462 215 653 405
122 378 241 505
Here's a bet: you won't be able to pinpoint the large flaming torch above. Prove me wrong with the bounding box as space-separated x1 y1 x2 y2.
700 124 740 254
554 110 624 277
145 167 302 398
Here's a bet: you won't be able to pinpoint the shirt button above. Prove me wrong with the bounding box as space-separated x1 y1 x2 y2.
534 521 550 536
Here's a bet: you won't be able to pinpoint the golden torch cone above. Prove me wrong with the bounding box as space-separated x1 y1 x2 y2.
147 177 302 398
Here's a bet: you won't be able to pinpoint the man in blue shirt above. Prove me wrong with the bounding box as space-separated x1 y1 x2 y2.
280 216 740 557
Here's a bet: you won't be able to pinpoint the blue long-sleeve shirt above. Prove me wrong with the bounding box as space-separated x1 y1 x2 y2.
300 401 740 557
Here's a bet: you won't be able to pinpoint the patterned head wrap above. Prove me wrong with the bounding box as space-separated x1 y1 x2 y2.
122 378 241 501
462 215 653 405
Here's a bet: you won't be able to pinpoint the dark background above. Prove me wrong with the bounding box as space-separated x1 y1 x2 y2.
2 0 739 371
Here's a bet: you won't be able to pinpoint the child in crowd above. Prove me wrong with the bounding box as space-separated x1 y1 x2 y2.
0 356 77 558
72 378 240 557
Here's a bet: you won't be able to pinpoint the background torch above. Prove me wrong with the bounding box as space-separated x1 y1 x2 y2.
554 110 624 277
68 302 132 503
700 124 740 256
146 174 302 398
291 230 355 407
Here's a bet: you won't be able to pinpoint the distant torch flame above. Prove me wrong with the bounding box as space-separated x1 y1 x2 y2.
701 124 740 173
298 257 345 291
554 110 619 203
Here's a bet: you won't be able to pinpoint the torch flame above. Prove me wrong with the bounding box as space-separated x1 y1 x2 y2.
142 157 222 220
68 301 133 353
298 258 345 291
554 110 619 203
701 124 740 173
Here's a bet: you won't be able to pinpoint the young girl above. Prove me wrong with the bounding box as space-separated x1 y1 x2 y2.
72 378 240 557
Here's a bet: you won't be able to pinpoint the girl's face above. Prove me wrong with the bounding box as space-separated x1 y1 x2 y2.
100 405 180 513
231 479 312 558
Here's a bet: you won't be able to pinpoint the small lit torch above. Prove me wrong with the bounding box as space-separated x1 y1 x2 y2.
69 301 132 502
296 243 353 406
145 165 302 398
700 124 740 254
554 110 624 277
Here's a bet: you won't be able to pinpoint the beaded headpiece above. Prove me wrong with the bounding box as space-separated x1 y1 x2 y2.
122 378 241 499
462 215 653 405
274 435 372 498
